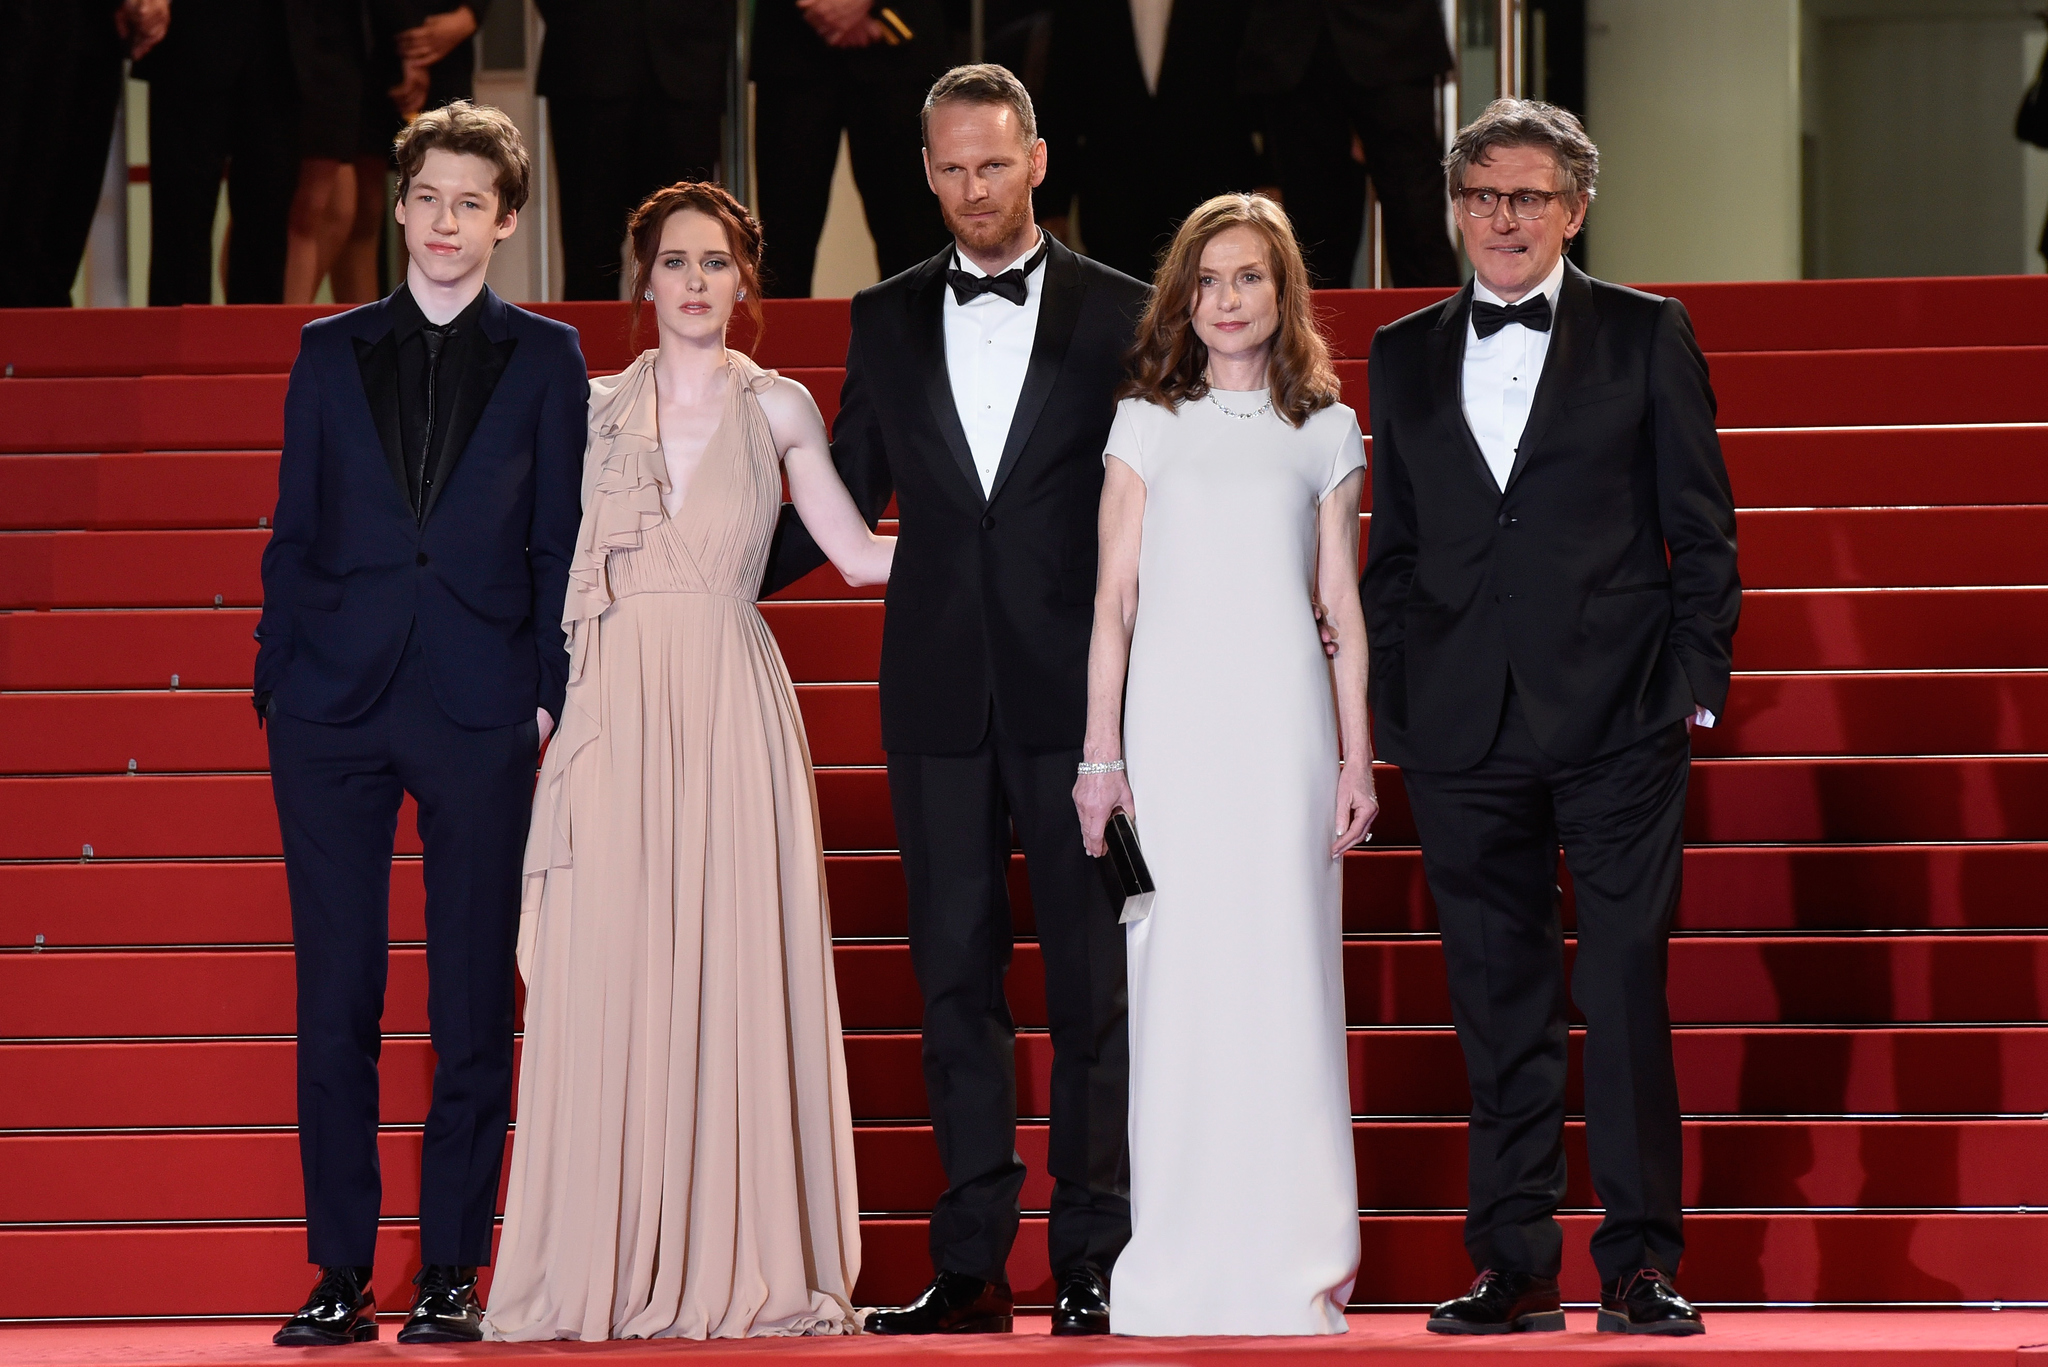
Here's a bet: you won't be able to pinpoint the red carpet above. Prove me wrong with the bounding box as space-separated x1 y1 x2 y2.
6 1315 2048 1366
3 277 2046 1332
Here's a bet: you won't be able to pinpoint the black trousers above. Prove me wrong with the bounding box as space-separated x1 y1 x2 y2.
267 633 537 1268
887 706 1130 1284
1401 686 1690 1286
753 69 949 299
0 1 124 307
547 96 721 301
1261 39 1458 289
147 71 297 305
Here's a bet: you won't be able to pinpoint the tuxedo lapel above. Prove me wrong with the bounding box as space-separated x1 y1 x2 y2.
349 303 410 513
908 249 988 506
1426 282 1498 494
1503 261 1599 493
986 239 1082 505
421 288 518 524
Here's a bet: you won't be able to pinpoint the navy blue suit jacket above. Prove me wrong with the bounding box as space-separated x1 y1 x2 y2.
256 287 588 729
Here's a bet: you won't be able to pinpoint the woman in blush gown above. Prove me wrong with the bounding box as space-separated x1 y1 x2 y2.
1074 194 1378 1336
484 182 893 1341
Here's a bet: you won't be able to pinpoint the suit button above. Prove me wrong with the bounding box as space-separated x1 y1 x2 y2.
980 514 996 531
416 552 429 566
1498 512 1520 528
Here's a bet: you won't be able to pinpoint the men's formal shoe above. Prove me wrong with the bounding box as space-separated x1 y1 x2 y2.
864 1270 1014 1334
395 1264 484 1344
1426 1269 1566 1334
1599 1268 1704 1335
1049 1266 1110 1336
273 1266 377 1346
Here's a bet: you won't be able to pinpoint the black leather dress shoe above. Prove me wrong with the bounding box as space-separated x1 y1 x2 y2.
1426 1269 1566 1334
864 1270 1013 1334
274 1266 377 1346
395 1265 483 1344
1599 1268 1704 1335
1049 1266 1110 1336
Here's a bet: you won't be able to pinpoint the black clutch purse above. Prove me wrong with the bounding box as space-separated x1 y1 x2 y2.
1096 811 1155 901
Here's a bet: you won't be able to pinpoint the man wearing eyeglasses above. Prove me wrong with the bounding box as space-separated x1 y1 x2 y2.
1358 99 1739 1337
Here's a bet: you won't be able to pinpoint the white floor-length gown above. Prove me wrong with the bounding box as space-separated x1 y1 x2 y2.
1106 388 1365 1337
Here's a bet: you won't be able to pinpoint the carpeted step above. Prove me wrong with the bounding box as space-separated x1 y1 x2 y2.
14 1025 2043 1131
11 935 2048 1037
0 602 883 690
9 1118 2040 1225
8 425 2042 534
9 757 2048 862
1736 588 2048 671
12 844 2048 951
10 588 2043 693
7 507 2042 610
7 277 2047 380
6 1208 2047 1317
1718 425 2048 509
9 672 2042 776
12 349 2048 455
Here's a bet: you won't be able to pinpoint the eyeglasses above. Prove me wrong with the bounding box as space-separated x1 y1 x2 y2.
1456 187 1568 220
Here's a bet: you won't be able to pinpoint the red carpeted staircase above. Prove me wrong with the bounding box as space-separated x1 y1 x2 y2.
3 277 2047 1323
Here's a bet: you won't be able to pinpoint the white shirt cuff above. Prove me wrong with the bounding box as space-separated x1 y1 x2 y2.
1693 706 1716 728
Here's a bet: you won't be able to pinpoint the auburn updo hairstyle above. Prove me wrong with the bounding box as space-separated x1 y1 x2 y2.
626 181 766 348
1119 193 1339 428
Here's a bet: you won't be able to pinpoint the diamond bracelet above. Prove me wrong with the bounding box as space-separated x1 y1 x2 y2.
1076 760 1126 775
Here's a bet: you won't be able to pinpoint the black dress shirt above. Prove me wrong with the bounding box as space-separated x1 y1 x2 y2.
390 283 488 520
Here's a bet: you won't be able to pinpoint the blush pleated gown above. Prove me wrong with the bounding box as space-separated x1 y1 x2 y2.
484 350 860 1341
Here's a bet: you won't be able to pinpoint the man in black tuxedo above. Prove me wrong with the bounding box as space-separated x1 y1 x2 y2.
764 64 1145 1337
1243 0 1458 288
533 0 731 299
750 0 953 297
1036 0 1258 282
257 103 586 1346
1360 100 1738 1336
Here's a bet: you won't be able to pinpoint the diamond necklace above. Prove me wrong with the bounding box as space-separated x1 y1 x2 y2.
1209 389 1272 420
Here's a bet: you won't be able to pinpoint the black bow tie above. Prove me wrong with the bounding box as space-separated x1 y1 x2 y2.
947 238 1050 306
1471 293 1553 339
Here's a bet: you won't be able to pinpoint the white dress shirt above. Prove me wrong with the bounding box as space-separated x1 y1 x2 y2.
1131 0 1173 95
1461 255 1565 493
943 231 1047 497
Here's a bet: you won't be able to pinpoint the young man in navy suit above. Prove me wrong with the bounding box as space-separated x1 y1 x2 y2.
256 101 587 1346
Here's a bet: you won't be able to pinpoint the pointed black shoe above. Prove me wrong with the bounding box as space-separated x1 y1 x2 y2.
864 1270 1014 1334
273 1266 377 1346
1599 1268 1704 1335
1049 1266 1110 1336
1426 1269 1566 1335
395 1264 484 1344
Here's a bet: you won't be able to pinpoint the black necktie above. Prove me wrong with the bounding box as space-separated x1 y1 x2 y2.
1471 293 1554 340
417 323 453 515
947 238 1050 306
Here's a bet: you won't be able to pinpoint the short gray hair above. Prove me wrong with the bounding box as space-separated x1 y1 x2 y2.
1444 98 1599 208
921 63 1038 148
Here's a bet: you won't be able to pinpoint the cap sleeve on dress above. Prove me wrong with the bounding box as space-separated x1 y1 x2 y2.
1104 396 1147 481
1319 413 1367 502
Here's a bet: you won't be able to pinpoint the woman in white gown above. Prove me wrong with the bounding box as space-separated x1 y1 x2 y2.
1074 194 1378 1336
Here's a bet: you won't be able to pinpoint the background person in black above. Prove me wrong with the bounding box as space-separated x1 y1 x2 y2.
763 64 1144 1337
1244 0 1458 288
751 0 954 297
259 103 586 1347
1035 0 1259 282
134 0 298 304
1360 100 1737 1336
535 0 731 300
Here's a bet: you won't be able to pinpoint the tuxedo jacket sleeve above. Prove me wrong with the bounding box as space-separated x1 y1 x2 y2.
528 326 589 721
1650 297 1740 718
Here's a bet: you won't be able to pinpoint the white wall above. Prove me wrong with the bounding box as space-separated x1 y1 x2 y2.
1585 0 1802 283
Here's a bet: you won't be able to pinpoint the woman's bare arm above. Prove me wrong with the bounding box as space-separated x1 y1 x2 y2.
762 377 895 587
1073 455 1146 857
1318 468 1379 855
